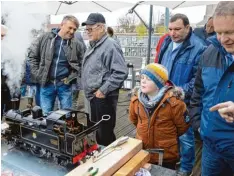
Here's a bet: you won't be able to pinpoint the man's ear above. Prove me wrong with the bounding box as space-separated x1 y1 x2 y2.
60 23 63 29
186 24 190 31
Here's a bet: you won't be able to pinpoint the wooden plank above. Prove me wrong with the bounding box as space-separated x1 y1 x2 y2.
66 138 142 176
114 150 150 176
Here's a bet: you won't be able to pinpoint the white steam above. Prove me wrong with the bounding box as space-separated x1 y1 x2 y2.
1 2 47 95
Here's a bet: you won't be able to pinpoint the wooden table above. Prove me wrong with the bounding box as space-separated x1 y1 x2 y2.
1 142 176 176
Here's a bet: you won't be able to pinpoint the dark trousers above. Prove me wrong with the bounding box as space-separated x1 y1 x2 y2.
202 141 234 176
1 86 11 118
90 94 119 146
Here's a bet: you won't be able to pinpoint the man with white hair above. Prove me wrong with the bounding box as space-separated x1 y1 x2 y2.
81 13 128 146
190 1 234 175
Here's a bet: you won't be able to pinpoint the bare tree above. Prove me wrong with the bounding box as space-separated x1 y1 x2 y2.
116 14 138 33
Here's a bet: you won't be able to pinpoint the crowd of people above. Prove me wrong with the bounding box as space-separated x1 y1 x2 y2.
1 1 234 176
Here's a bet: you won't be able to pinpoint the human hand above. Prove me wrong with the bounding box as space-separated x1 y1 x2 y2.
210 101 234 123
94 90 105 98
61 77 69 85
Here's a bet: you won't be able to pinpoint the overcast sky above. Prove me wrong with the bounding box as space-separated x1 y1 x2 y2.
50 4 206 27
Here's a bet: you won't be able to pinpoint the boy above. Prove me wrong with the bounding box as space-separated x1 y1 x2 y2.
129 63 190 169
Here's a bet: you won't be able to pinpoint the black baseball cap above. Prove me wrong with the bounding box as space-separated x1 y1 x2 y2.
82 13 106 26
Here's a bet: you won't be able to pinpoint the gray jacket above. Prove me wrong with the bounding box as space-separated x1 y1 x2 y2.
28 30 84 86
82 34 128 100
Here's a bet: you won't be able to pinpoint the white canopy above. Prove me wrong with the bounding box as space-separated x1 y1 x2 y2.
8 1 135 15
141 1 219 9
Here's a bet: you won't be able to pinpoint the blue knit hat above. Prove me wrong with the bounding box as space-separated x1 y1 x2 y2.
141 63 168 89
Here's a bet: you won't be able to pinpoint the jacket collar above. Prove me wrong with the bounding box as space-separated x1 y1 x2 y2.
83 34 108 59
89 34 108 49
49 28 74 46
159 27 193 63
208 35 233 59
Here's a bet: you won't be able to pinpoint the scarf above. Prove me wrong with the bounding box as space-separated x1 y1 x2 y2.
138 86 169 109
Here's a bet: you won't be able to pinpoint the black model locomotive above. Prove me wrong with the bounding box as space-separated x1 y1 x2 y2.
1 99 109 167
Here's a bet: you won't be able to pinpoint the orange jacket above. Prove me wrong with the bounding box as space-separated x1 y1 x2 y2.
129 87 190 163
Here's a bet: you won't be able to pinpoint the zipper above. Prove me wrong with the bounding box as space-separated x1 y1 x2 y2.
146 98 168 148
54 39 63 86
225 78 233 99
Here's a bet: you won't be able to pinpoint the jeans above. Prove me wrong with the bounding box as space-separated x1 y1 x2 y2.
40 83 72 115
179 126 195 172
202 142 234 176
21 84 27 97
71 83 80 110
90 94 119 146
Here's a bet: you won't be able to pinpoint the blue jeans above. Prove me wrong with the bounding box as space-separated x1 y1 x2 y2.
202 142 234 176
40 83 72 115
21 84 27 97
179 126 195 172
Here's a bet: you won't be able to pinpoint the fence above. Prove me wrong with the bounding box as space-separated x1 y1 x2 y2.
117 34 161 58
118 34 161 89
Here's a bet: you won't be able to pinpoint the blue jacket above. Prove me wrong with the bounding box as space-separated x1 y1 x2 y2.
190 36 234 157
193 26 216 46
158 28 206 103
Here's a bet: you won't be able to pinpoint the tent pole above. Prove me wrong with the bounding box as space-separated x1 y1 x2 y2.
164 7 170 32
147 5 153 64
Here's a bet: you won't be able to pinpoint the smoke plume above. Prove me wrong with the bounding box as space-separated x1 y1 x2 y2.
1 2 47 95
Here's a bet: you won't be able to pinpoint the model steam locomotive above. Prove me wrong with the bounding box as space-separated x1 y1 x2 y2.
1 98 109 167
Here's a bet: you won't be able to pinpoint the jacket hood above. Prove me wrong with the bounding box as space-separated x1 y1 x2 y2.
207 35 230 57
51 28 60 35
132 85 185 100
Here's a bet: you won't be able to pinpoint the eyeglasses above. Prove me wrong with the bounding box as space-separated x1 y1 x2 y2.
85 25 100 33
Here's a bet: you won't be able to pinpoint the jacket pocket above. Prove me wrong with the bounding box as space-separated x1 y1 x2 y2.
156 138 179 161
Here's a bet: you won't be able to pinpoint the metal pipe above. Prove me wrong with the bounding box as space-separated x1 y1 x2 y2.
147 5 153 64
133 10 149 29
165 7 170 31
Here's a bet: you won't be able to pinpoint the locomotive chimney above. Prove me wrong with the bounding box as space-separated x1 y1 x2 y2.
11 98 20 110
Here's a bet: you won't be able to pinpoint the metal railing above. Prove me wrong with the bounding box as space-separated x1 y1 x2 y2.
117 35 161 58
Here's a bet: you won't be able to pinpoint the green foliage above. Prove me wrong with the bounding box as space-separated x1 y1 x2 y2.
136 23 147 38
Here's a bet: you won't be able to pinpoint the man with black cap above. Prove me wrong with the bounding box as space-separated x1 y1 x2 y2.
81 13 128 146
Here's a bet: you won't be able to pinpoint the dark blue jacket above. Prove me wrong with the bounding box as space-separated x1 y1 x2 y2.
193 26 216 46
158 28 206 103
190 36 234 157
